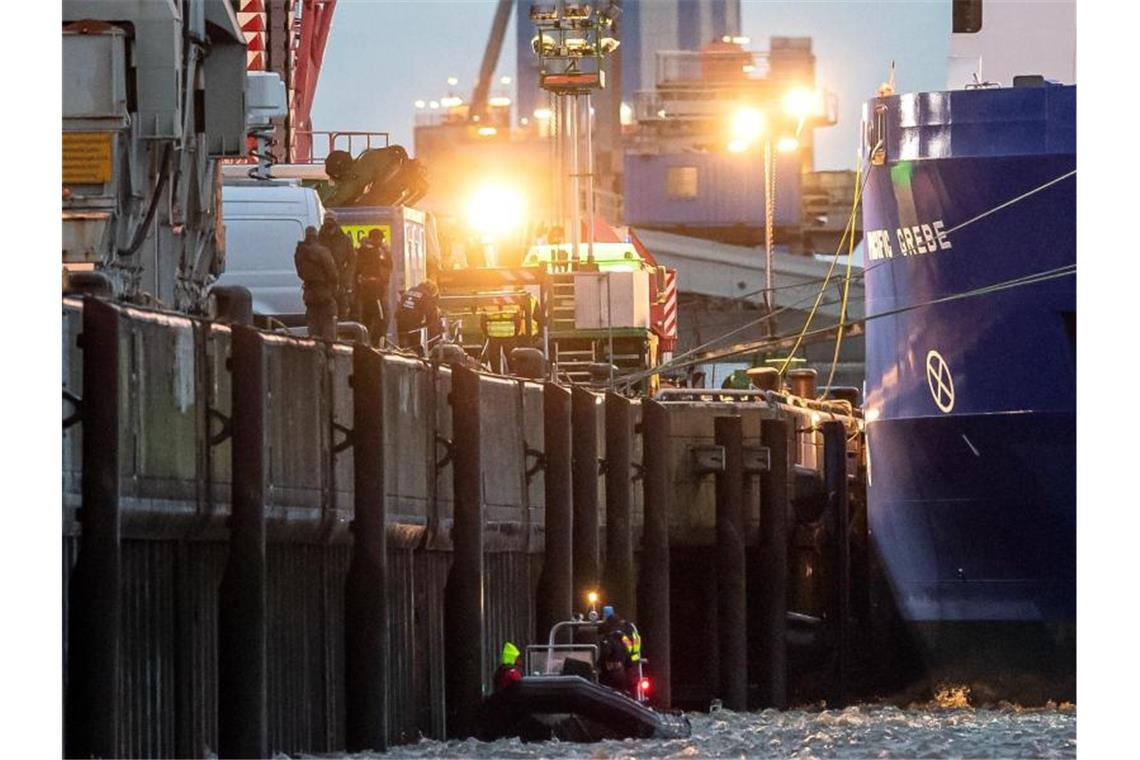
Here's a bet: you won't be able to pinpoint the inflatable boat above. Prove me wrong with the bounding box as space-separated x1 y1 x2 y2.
475 610 692 742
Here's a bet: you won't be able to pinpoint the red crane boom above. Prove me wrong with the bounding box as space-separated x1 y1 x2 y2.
236 0 337 163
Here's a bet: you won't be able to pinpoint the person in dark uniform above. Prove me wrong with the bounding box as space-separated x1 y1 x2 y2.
355 228 393 347
395 280 442 353
318 213 355 319
294 226 339 340
597 605 641 696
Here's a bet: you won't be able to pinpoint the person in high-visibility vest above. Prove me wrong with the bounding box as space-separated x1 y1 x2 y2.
597 605 641 696
493 641 523 693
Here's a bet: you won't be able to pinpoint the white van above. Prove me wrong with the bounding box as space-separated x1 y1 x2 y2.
216 182 325 324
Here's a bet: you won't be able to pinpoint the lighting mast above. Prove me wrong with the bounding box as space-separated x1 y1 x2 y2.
530 2 620 270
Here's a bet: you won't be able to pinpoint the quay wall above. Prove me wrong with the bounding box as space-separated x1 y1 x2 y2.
61 297 864 757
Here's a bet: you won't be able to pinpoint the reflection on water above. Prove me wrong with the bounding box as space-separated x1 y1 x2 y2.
361 703 1075 759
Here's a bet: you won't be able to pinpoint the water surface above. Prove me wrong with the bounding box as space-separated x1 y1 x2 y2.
363 703 1076 759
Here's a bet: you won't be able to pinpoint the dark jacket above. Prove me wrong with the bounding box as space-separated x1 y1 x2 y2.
294 238 338 305
395 282 442 336
356 239 393 294
319 223 356 295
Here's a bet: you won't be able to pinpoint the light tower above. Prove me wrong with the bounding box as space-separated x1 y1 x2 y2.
530 2 620 269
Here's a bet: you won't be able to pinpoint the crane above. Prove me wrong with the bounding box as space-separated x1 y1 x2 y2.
237 0 337 162
469 0 515 123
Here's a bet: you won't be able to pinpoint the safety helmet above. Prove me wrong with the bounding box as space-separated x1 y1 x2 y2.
602 605 614 620
501 641 520 665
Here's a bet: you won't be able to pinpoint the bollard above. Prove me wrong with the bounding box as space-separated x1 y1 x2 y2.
537 383 573 639
218 325 268 758
639 400 672 708
444 365 485 738
604 392 634 618
571 387 601 605
788 368 818 398
757 418 789 709
65 297 122 758
345 346 388 752
714 416 748 711
210 284 254 326
823 420 850 707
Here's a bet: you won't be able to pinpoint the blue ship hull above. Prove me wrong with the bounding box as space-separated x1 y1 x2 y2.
861 85 1075 701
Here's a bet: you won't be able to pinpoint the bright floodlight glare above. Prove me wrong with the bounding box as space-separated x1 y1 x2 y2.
731 106 765 143
727 138 749 154
477 126 498 136
414 99 426 109
500 75 512 85
534 108 554 120
732 36 751 45
429 100 440 109
489 96 512 107
447 76 459 86
777 136 800 153
440 96 463 107
742 64 756 73
620 102 634 126
587 591 599 605
467 183 526 240
784 87 821 119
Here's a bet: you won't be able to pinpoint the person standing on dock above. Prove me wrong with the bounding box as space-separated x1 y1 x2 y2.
395 280 443 353
319 213 356 320
493 641 523 693
294 226 339 340
355 228 393 347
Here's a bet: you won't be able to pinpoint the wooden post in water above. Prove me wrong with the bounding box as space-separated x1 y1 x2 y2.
823 420 851 708
444 365 485 738
537 383 573 638
571 387 600 607
218 325 268 758
66 297 122 759
715 416 748 711
639 400 673 708
345 346 389 752
604 392 634 618
757 418 789 709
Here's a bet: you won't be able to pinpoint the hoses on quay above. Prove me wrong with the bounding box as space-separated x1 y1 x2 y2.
624 263 1076 382
777 147 874 379
820 159 865 399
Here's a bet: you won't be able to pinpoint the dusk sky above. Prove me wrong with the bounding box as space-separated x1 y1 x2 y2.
311 0 950 171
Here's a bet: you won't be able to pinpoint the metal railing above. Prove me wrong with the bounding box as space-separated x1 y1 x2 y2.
294 130 390 163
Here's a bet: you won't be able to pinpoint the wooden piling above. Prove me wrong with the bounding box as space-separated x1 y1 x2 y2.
639 400 673 708
218 325 268 758
823 419 850 708
758 418 789 709
444 365 485 738
537 383 573 639
345 346 389 752
604 392 634 618
714 416 748 711
571 387 600 606
66 297 122 758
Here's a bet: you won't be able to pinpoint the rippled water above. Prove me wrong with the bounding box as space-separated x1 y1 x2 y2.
357 704 1076 759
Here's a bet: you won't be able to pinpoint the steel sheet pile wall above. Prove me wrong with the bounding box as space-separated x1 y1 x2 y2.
663 404 775 708
62 298 866 756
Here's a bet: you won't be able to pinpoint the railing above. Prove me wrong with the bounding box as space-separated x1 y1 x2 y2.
655 49 772 86
293 130 390 163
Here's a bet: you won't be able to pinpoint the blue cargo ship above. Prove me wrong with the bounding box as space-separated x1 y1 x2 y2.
860 1 1075 702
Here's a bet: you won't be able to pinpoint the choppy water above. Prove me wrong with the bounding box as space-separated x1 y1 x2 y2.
357 703 1076 759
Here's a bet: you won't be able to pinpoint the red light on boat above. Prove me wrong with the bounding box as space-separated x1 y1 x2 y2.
639 677 651 693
